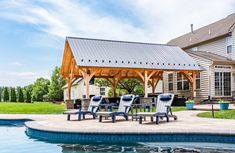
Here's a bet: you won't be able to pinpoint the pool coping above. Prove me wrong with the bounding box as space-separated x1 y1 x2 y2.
25 121 235 135
25 121 235 143
1 112 235 143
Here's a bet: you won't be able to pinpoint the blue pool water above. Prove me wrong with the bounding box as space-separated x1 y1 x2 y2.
1 121 235 153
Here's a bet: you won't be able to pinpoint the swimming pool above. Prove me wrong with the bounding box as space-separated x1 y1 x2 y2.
1 120 235 153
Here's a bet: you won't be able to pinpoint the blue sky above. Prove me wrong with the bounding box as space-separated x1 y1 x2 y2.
0 0 235 86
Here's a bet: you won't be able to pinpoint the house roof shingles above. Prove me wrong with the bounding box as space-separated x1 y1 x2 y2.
187 51 235 64
66 37 202 71
168 13 235 48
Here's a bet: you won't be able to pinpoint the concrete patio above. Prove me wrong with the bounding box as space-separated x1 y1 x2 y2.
1 110 235 135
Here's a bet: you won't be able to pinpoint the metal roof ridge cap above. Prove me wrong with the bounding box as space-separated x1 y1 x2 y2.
66 36 178 47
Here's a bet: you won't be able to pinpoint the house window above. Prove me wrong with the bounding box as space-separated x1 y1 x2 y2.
183 77 189 90
192 47 198 52
177 72 189 91
226 36 232 58
168 73 173 91
196 73 201 89
100 87 105 95
215 72 231 96
177 73 182 90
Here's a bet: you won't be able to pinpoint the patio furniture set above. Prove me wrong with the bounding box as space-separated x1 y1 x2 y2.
64 93 177 124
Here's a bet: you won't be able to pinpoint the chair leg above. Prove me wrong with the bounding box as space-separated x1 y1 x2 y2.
67 115 70 121
174 116 177 120
99 115 102 122
156 116 159 124
151 116 154 122
166 115 169 122
125 115 128 121
78 114 81 121
83 114 85 119
93 114 96 119
139 116 142 124
112 115 116 123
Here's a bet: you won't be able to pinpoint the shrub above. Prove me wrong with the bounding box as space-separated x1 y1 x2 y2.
3 87 9 102
25 90 31 103
10 87 17 102
18 87 24 102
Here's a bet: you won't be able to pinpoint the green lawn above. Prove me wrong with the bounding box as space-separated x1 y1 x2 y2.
0 102 65 114
197 110 235 119
0 102 185 114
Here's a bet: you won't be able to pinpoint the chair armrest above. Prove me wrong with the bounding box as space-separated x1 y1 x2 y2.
123 105 131 113
90 105 98 112
165 105 172 115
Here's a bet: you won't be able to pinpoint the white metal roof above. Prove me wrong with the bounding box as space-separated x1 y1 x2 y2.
67 37 202 71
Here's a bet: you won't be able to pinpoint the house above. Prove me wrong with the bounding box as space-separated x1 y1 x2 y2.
166 13 235 101
63 78 110 101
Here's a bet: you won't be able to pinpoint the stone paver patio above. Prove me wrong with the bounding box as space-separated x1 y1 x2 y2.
1 110 235 135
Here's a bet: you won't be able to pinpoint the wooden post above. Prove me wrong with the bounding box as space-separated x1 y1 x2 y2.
81 69 97 99
68 81 72 100
135 70 156 97
107 77 120 97
192 71 196 99
144 70 148 97
85 75 90 98
151 78 160 94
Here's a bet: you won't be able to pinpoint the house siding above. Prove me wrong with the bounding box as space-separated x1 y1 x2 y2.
163 55 213 100
190 55 212 100
232 30 235 61
187 37 227 58
63 79 110 101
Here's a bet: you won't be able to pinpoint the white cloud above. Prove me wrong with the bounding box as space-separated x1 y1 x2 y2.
10 62 24 66
0 0 234 44
0 0 234 86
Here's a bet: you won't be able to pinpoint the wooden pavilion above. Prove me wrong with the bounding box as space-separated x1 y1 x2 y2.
61 37 203 101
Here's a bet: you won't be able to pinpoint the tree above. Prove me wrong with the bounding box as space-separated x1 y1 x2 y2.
95 78 144 96
24 84 33 103
17 87 24 102
25 90 31 103
10 87 17 102
3 87 9 101
32 77 50 101
47 66 66 101
118 79 143 94
95 78 111 87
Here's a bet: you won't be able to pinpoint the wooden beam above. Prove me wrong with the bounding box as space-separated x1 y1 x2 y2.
192 71 196 99
67 80 72 100
82 69 99 98
134 70 144 82
144 70 148 97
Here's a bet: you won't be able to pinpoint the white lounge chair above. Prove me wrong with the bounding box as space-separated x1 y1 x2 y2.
136 93 177 124
64 95 103 121
97 94 135 123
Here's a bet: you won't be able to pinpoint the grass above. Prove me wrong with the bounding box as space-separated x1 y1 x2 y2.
0 102 186 114
171 106 186 112
0 102 65 114
197 110 235 119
